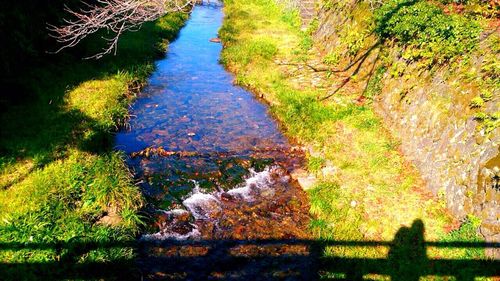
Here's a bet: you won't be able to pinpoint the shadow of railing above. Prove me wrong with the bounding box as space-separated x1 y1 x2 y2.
1 235 498 280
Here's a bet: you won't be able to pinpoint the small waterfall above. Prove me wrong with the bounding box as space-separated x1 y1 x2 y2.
143 166 292 240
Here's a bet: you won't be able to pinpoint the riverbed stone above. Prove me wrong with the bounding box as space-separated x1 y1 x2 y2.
291 168 318 190
321 165 338 179
98 212 122 226
296 174 318 190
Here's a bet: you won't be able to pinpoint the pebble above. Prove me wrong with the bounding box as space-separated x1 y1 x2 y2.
296 175 317 190
321 165 337 178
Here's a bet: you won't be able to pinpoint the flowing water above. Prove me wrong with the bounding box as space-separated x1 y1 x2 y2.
116 2 313 280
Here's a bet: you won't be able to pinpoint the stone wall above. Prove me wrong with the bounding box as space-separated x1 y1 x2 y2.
276 0 317 26
374 73 500 251
298 0 316 26
308 2 500 251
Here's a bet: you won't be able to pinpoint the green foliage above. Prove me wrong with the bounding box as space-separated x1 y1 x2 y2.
299 34 314 53
323 51 341 65
481 54 500 80
480 90 494 102
156 13 189 39
322 0 336 11
365 66 387 97
219 23 238 44
308 182 364 242
389 61 406 77
0 152 140 239
440 215 485 259
469 96 485 108
306 18 320 35
475 112 500 134
280 9 301 28
0 12 187 278
339 23 371 57
0 152 140 280
375 0 481 63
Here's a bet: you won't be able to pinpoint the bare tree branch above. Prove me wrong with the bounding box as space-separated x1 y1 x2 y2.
277 41 381 74
48 0 196 59
319 44 380 101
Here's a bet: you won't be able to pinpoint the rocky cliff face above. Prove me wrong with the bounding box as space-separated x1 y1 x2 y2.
298 0 317 26
309 0 499 248
375 72 500 248
277 0 317 26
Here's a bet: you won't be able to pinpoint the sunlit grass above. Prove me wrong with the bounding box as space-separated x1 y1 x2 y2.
0 12 188 277
220 0 489 279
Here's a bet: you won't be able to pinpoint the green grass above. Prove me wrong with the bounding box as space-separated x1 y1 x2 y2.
0 12 188 279
321 0 498 136
220 0 491 279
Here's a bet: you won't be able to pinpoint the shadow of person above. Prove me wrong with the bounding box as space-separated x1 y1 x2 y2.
388 219 428 281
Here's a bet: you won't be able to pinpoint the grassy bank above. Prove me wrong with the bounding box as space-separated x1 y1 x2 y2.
220 0 491 279
0 13 188 279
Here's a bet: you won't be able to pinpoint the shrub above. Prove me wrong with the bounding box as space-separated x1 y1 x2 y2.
365 66 387 97
374 0 481 63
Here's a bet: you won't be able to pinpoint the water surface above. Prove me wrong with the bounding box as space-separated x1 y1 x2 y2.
116 4 288 157
116 3 312 279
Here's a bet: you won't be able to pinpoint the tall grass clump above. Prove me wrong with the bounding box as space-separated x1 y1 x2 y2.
0 12 188 279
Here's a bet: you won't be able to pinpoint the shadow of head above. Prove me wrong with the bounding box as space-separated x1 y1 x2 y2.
0 221 499 280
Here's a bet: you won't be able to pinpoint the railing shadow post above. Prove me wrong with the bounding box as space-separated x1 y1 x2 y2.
0 228 499 280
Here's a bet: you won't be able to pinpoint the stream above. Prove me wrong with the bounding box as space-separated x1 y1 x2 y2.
116 2 313 280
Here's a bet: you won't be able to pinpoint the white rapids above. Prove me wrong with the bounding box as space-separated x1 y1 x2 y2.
226 167 278 200
183 181 222 220
142 166 288 240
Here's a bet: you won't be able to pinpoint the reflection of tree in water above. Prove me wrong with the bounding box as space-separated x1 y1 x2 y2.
388 219 428 281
